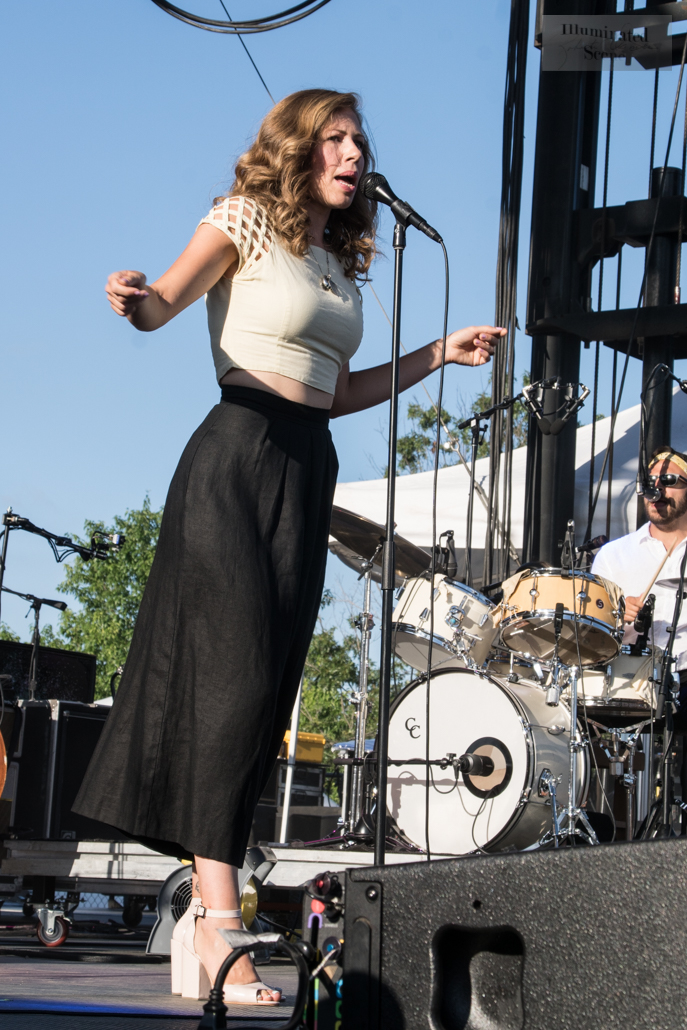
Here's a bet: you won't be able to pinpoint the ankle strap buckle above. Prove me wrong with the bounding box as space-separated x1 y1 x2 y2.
196 906 242 919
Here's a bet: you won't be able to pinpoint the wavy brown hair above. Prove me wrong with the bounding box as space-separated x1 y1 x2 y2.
227 89 377 279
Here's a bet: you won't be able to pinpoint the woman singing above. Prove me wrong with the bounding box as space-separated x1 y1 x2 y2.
74 89 504 1005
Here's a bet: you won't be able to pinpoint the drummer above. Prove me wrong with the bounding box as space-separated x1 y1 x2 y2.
591 449 687 673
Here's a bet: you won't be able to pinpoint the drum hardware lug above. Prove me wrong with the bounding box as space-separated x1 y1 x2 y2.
538 769 555 798
532 662 545 684
479 612 490 628
419 607 430 624
519 787 532 806
445 601 467 629
547 724 566 735
545 685 561 706
576 591 589 602
622 772 636 788
507 672 519 682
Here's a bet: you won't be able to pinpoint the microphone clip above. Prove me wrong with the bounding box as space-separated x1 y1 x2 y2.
521 380 590 437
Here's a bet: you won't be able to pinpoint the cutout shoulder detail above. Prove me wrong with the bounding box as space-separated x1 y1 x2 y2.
198 196 271 270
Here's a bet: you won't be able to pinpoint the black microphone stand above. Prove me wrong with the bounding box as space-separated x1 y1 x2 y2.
374 219 406 866
1 586 67 701
643 541 687 838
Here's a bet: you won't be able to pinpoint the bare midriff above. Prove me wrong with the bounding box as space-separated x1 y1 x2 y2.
219 368 334 409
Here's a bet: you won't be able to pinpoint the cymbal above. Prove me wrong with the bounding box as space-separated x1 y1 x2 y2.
329 505 431 580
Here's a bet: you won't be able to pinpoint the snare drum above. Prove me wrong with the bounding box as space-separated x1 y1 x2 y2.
392 575 497 672
572 649 658 725
499 569 624 667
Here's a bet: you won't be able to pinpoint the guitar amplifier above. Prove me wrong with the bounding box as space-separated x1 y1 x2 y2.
0 640 96 704
1 700 126 841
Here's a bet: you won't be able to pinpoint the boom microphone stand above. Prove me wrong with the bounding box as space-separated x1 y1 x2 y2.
1 586 67 701
375 217 407 866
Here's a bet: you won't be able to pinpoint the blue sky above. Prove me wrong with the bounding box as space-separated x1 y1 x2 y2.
2 0 686 639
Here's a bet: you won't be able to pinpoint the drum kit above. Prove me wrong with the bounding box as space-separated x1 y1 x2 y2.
328 506 668 856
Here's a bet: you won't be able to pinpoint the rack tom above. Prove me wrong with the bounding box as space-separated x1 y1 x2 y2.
392 575 497 672
499 569 623 667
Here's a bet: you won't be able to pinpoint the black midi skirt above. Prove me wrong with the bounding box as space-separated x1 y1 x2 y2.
73 386 338 866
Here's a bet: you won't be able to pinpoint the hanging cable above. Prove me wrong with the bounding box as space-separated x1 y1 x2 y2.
425 242 451 862
487 0 530 585
675 62 687 303
587 35 687 531
605 249 622 540
149 0 332 33
367 284 520 565
217 0 275 102
585 58 614 542
649 69 660 195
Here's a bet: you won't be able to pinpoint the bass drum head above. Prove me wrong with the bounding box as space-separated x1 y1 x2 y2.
388 669 531 856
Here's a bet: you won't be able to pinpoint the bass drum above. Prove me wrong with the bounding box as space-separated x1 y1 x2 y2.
387 668 588 855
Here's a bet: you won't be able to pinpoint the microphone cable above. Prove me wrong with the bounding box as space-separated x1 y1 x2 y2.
424 241 451 861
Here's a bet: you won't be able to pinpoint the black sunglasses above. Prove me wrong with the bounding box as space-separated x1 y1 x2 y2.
646 473 687 489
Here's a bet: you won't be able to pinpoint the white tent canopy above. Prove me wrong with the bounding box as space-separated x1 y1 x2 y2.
333 387 687 558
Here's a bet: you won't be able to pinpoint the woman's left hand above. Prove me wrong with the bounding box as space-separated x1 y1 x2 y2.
441 326 507 367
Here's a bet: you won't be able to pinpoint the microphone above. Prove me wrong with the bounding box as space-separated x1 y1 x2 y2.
576 534 609 555
359 172 442 243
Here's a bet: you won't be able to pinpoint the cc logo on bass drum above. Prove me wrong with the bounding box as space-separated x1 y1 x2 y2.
405 718 421 739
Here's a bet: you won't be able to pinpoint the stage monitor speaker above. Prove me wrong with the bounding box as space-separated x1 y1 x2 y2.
5 700 126 841
343 838 687 1030
0 640 96 704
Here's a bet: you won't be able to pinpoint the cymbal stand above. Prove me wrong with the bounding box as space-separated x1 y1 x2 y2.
541 660 599 847
459 416 487 588
349 558 375 833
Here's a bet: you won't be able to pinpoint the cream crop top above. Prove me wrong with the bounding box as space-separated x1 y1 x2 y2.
198 196 364 394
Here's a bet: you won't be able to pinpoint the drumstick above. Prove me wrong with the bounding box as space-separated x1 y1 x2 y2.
639 541 679 605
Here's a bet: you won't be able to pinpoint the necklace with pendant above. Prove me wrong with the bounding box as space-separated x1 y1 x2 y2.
312 247 333 291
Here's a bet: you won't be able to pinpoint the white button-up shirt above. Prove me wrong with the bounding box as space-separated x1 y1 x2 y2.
592 522 687 670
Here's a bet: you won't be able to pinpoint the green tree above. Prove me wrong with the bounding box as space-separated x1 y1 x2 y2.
47 497 164 698
396 373 531 474
0 623 20 642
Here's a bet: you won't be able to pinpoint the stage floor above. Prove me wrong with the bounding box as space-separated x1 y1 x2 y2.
0 935 297 1029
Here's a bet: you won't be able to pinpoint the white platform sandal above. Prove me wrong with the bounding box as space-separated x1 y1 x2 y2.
171 896 203 995
180 906 282 1006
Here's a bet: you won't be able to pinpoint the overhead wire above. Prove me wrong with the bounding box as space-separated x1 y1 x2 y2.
217 0 275 102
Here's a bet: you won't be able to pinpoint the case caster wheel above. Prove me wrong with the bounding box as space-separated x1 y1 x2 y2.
37 916 69 947
122 896 146 929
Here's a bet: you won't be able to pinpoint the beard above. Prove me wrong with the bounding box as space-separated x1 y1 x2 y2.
646 490 687 528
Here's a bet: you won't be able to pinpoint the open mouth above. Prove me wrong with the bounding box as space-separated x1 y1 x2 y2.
335 173 357 191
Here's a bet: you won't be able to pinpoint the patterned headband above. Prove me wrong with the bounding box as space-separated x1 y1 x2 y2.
649 451 687 477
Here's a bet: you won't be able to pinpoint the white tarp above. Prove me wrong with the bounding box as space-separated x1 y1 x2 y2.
333 386 687 553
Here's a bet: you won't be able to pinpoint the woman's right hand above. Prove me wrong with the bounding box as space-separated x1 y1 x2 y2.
105 270 150 317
